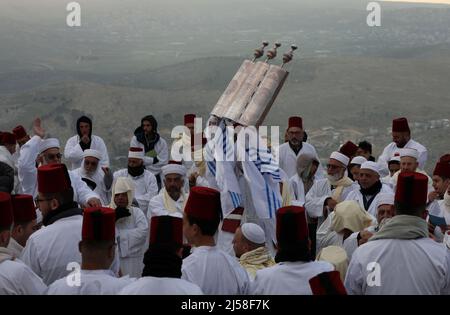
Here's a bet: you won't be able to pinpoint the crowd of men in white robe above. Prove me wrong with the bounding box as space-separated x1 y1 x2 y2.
0 113 449 295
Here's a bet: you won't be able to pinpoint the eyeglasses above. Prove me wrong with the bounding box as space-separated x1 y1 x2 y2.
326 164 344 170
45 153 62 161
34 197 53 206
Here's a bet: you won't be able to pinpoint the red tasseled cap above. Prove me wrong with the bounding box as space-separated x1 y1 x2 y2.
11 194 36 223
12 125 27 140
149 215 183 247
82 207 116 241
288 116 303 129
184 186 222 221
392 117 410 133
395 171 428 208
339 141 358 158
37 164 72 194
276 206 309 244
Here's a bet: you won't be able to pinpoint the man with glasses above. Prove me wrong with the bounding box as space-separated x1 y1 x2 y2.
18 118 101 208
278 116 324 179
73 149 113 206
305 151 358 230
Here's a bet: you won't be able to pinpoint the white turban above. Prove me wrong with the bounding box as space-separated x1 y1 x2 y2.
39 138 60 154
350 156 367 166
128 147 144 159
389 155 401 163
316 245 348 282
330 151 350 167
241 223 266 245
400 148 419 160
376 193 395 209
109 177 135 209
360 161 381 176
161 163 187 178
83 149 102 160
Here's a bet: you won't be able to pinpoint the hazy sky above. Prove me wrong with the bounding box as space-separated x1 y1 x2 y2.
383 0 450 3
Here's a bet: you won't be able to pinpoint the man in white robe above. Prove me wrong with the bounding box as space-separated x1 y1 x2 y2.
110 177 148 278
0 192 47 295
427 159 450 240
64 116 109 170
147 161 187 221
119 215 203 295
12 125 31 172
20 164 86 285
7 194 38 258
345 161 393 217
278 116 324 179
378 117 427 169
181 187 250 295
114 147 158 216
345 172 450 295
74 149 113 206
305 151 358 228
46 207 134 295
18 118 101 208
251 206 334 295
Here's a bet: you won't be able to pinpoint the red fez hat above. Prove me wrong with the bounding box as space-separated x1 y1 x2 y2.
1 132 16 145
184 186 222 221
309 271 347 295
11 194 36 223
433 161 450 178
288 116 303 129
395 171 428 208
37 164 72 194
439 154 450 163
339 141 358 158
0 192 14 228
149 215 183 247
392 117 410 133
168 160 183 165
82 207 116 241
12 125 27 140
184 114 196 125
276 206 309 244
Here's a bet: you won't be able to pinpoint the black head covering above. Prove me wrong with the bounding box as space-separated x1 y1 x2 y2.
76 116 92 138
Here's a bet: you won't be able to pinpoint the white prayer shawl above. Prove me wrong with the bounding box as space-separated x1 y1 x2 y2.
0 256 47 295
64 134 110 170
181 246 250 295
7 237 23 259
119 276 204 295
345 238 450 295
344 184 393 217
378 139 428 170
20 215 84 285
74 163 111 206
277 142 325 179
251 261 334 295
305 178 358 225
17 136 99 206
115 206 148 278
0 145 20 193
147 189 186 221
46 270 134 295
130 135 169 176
114 169 159 216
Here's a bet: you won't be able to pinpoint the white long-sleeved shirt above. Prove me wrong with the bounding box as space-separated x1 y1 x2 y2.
46 270 134 295
251 260 334 295
0 257 47 295
130 135 169 176
277 142 325 179
345 237 450 295
119 276 203 295
181 246 250 295
378 139 428 170
17 136 99 206
113 169 158 216
64 135 110 170
116 206 148 278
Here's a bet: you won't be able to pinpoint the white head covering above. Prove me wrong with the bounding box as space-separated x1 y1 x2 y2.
161 164 187 178
350 156 367 166
109 177 135 208
331 200 373 233
83 149 102 160
389 155 401 163
39 138 60 154
316 245 348 283
399 148 419 160
128 147 144 159
241 223 266 245
375 192 395 209
330 151 350 167
360 161 381 176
